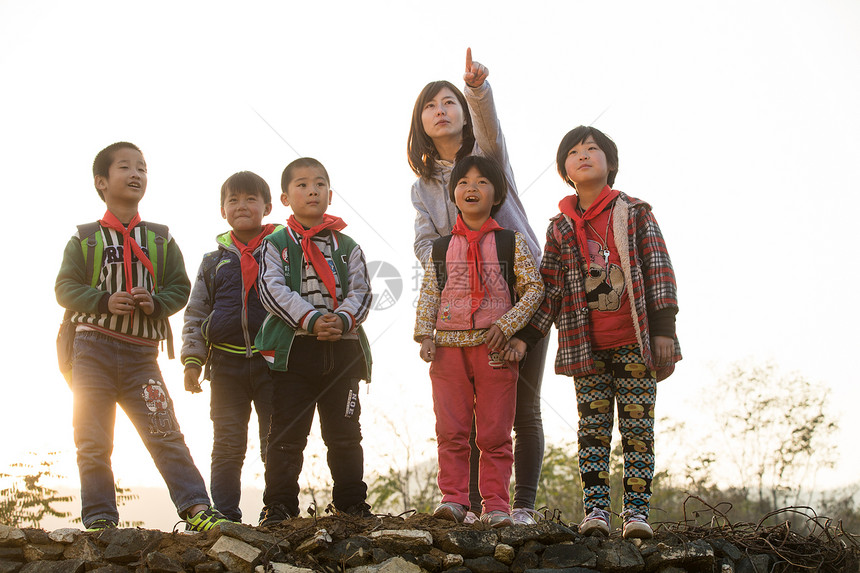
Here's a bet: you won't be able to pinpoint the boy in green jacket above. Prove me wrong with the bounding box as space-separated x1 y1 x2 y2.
255 157 373 525
55 141 226 531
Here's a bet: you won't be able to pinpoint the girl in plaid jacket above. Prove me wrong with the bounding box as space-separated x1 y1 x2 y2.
513 126 681 540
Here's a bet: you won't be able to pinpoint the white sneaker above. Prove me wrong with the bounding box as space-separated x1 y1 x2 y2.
511 507 539 525
579 507 611 537
621 509 653 539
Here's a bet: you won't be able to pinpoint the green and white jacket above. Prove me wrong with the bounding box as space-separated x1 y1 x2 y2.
254 226 372 378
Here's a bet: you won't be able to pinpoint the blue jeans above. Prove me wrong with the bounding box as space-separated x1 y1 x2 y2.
208 351 273 522
72 330 210 527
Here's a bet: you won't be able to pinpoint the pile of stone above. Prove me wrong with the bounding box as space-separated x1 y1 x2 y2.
0 519 854 572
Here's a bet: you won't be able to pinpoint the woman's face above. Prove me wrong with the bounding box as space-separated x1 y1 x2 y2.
420 87 466 144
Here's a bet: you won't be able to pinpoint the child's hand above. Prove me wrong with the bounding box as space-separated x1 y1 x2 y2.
313 313 343 341
108 292 136 315
131 287 155 315
464 47 489 88
420 337 436 362
651 335 674 368
501 337 527 362
184 366 203 394
484 324 508 352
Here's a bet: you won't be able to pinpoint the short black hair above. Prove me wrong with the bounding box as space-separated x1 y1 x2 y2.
448 154 508 217
92 142 142 200
281 157 330 193
556 126 619 188
221 171 271 206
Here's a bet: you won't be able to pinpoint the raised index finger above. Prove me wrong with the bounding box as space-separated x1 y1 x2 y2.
465 47 473 72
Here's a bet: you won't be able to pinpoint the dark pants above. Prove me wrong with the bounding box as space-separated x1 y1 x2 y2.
208 351 274 522
72 330 210 527
469 335 548 512
263 337 367 516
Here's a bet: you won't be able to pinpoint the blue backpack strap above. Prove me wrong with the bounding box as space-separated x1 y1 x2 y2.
199 250 222 302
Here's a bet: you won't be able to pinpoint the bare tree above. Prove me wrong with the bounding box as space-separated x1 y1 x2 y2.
713 361 837 520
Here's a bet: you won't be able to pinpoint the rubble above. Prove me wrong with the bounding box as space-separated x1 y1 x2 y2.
0 512 855 572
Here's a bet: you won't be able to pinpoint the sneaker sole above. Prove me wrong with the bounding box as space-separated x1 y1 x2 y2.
623 523 653 539
580 521 610 537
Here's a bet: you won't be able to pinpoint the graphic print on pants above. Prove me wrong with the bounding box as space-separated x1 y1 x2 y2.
583 238 625 312
141 378 178 434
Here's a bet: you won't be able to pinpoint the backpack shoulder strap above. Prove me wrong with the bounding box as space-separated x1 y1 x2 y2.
77 222 103 288
431 235 454 291
141 221 169 290
140 221 174 359
199 250 222 302
494 229 517 302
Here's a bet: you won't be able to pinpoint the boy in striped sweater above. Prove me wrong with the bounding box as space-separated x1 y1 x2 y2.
55 142 226 532
255 157 373 526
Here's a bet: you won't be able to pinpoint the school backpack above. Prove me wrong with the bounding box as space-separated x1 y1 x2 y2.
430 229 518 302
56 221 172 386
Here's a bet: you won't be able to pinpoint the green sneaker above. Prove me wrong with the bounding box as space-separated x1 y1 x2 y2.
185 506 228 532
85 519 118 531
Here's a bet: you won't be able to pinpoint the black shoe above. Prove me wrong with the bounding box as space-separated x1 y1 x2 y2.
259 503 295 527
338 502 374 518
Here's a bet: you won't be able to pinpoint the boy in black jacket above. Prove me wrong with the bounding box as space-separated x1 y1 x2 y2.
181 171 278 523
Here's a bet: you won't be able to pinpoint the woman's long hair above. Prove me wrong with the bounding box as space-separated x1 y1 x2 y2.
407 80 475 179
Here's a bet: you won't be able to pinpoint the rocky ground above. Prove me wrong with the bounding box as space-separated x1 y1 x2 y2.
1 510 858 573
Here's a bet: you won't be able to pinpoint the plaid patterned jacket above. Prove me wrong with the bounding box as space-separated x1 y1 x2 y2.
521 192 681 379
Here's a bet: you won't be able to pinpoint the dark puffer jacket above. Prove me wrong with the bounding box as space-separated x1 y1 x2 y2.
181 227 280 370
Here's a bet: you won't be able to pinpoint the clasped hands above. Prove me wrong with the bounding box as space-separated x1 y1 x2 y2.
108 287 155 315
420 325 527 364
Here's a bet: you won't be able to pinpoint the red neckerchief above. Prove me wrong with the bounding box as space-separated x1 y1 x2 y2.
451 214 503 316
230 224 276 305
98 210 155 294
558 185 619 267
286 214 347 309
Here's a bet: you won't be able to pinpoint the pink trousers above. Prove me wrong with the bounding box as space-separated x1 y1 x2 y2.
430 344 518 513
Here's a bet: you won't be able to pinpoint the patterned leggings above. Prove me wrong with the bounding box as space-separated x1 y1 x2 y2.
575 344 656 517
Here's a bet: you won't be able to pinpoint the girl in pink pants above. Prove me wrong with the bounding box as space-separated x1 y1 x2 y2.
414 155 543 527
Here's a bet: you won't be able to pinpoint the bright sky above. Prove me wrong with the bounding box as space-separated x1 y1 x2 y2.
2 0 859 526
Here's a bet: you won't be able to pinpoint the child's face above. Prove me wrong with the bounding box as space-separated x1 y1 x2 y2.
281 166 332 227
564 136 610 189
421 87 466 144
453 166 499 225
96 147 147 206
221 189 272 234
